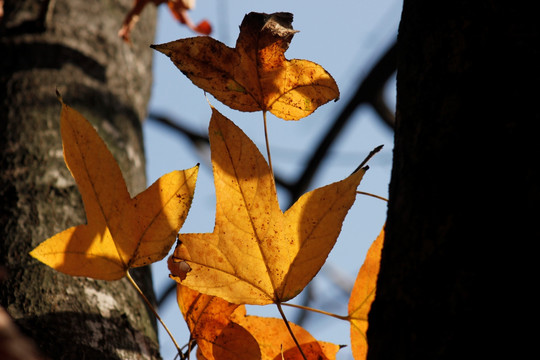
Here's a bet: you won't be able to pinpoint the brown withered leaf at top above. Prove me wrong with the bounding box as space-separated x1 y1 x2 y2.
347 227 384 360
30 97 198 280
168 107 365 305
151 12 339 120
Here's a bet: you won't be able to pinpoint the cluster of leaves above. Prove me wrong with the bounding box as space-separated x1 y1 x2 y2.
31 11 384 360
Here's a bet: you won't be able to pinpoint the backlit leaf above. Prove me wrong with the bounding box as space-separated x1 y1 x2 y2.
30 99 198 280
168 107 365 304
151 12 339 120
231 308 340 360
348 228 384 360
175 284 338 360
175 284 260 360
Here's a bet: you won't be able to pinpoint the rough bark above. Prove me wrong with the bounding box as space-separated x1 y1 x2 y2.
0 1 159 359
367 2 539 359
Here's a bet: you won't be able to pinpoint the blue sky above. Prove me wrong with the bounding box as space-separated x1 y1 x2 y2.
142 1 402 358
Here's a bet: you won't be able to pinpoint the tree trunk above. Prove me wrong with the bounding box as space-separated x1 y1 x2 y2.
368 1 539 359
0 1 159 359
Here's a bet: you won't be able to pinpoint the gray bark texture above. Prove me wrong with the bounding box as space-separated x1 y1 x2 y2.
367 1 539 359
0 1 160 359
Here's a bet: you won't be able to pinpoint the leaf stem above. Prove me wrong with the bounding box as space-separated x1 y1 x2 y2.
263 111 274 176
126 270 184 359
281 302 350 321
275 302 308 360
356 191 389 202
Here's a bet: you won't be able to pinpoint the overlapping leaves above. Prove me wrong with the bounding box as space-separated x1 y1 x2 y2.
175 284 340 360
30 10 385 360
172 227 384 360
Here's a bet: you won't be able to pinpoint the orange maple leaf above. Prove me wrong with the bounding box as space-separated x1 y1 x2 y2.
119 0 211 43
347 227 384 360
231 307 340 360
30 97 198 280
175 283 339 360
175 284 260 360
168 107 365 305
151 12 339 120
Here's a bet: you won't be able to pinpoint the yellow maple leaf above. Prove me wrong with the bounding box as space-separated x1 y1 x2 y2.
30 98 198 280
168 107 365 305
347 227 384 360
151 12 339 120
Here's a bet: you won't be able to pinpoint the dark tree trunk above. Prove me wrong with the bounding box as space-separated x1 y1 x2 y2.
0 1 159 359
368 1 539 359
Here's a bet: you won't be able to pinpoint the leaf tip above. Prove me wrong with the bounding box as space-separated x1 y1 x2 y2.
149 43 169 56
28 246 38 259
149 43 167 56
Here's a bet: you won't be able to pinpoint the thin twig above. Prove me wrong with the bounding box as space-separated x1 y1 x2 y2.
156 280 177 307
356 191 389 202
281 302 349 321
352 144 384 174
126 270 184 359
289 41 397 199
263 111 274 176
275 302 308 360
